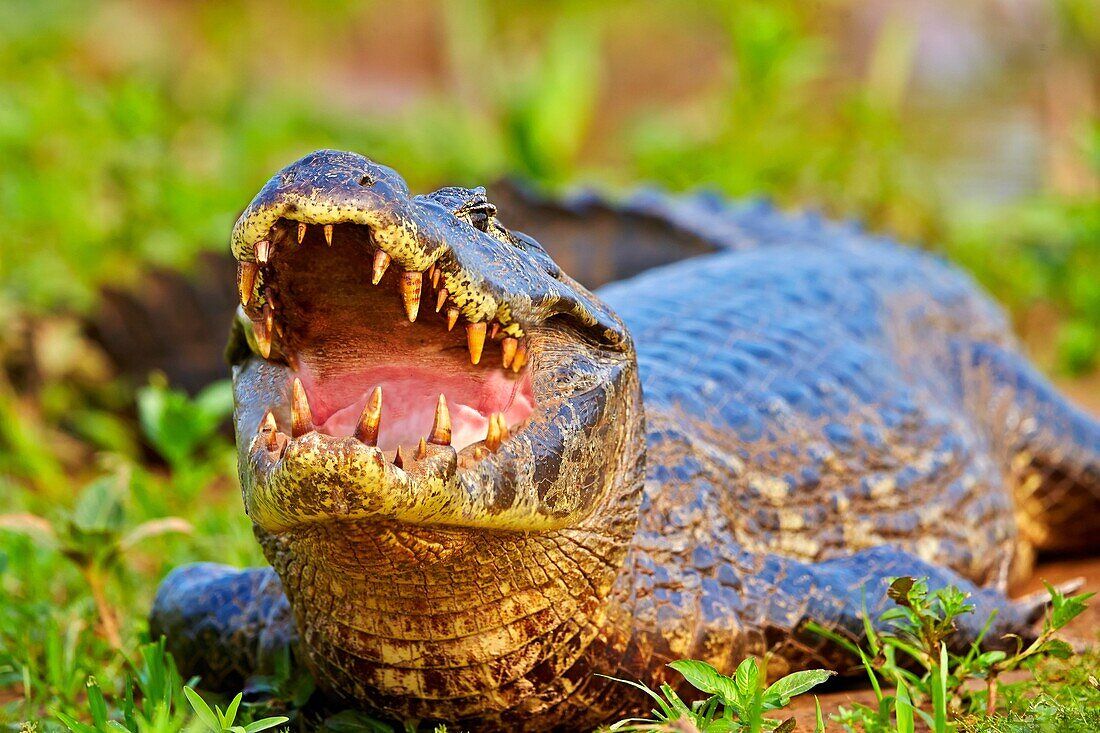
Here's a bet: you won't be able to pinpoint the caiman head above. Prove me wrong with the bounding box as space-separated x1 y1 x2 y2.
228 150 643 724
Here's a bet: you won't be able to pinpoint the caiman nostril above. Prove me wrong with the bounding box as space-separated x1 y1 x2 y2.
358 174 374 187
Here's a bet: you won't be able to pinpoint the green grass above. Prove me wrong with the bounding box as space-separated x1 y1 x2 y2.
604 580 1095 733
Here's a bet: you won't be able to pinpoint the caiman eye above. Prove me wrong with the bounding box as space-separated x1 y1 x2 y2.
466 202 497 232
469 210 489 231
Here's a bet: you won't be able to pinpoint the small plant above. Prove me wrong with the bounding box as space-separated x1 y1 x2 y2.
182 687 288 733
0 469 190 649
55 639 191 732
52 639 294 733
603 656 834 732
809 577 1094 732
136 375 236 495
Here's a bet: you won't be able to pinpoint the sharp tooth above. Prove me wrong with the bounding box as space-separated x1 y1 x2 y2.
435 288 448 313
429 393 451 445
501 337 518 368
371 251 391 285
512 343 528 373
297 223 307 243
323 224 333 246
255 305 273 358
290 378 313 437
394 445 407 468
416 437 428 460
354 386 382 446
485 413 502 452
446 308 460 331
238 261 259 306
255 239 272 265
427 264 436 284
264 299 275 335
490 323 500 340
400 271 422 321
259 410 279 451
466 322 487 365
497 413 510 442
431 267 441 289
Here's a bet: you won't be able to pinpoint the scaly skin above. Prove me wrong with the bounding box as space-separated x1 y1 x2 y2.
151 151 1100 732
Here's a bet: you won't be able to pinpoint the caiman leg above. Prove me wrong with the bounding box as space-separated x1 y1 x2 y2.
149 563 297 692
960 341 1100 555
615 540 1043 688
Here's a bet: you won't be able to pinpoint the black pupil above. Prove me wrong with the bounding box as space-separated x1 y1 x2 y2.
469 210 490 231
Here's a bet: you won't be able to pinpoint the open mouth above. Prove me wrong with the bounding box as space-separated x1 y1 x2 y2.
228 150 634 534
237 220 535 469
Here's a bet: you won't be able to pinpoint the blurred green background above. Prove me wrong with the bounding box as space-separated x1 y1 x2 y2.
0 0 1097 728
3 0 1098 368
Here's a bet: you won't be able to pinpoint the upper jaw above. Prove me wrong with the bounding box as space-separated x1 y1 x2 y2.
231 149 629 352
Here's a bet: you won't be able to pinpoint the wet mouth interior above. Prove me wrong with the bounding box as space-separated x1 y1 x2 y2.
239 221 534 458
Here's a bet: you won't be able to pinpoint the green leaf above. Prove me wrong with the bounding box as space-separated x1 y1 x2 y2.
977 650 1007 667
931 643 948 733
763 669 835 707
138 378 233 466
86 676 110 728
894 679 914 733
70 475 126 535
814 697 825 733
183 686 222 731
733 656 760 704
595 674 675 720
657 682 696 721
56 712 97 733
774 718 796 732
243 716 290 733
1044 582 1094 631
668 659 739 704
887 576 916 608
701 719 739 733
1038 638 1075 660
194 380 235 422
879 608 910 622
222 692 243 726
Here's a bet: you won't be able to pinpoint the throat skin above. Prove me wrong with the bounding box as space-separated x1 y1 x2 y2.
250 365 646 727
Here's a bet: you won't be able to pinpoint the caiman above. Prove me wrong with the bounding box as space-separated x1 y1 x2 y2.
150 149 1100 731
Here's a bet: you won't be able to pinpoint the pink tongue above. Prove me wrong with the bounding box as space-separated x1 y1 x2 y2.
297 365 534 451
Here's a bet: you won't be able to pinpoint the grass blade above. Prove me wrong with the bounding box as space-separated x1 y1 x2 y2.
931 643 948 733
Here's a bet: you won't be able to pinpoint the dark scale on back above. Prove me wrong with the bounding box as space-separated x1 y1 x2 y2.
137 150 1100 732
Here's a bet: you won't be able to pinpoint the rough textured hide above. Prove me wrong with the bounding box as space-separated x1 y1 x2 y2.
149 152 1100 732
